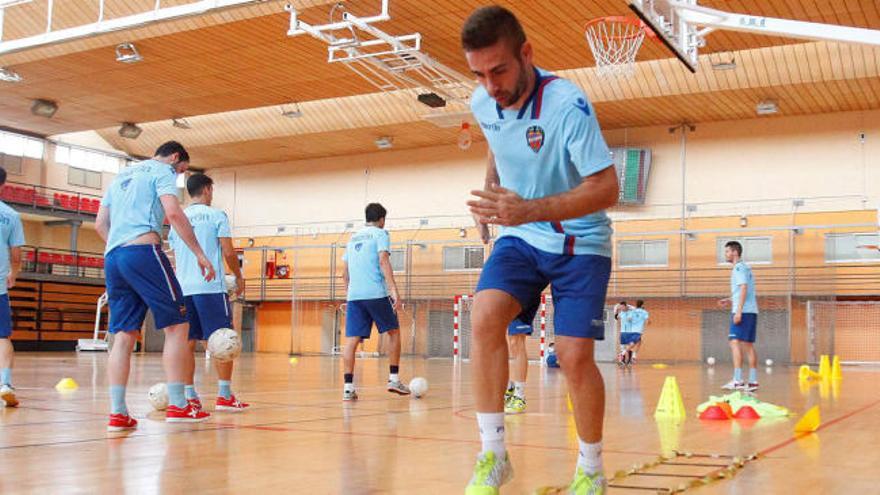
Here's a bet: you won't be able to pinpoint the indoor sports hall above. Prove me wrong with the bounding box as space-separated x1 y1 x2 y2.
0 0 879 493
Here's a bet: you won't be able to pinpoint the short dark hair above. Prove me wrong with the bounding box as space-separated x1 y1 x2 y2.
636 300 644 308
186 173 213 198
725 241 743 256
0 167 6 186
461 5 526 53
365 203 387 223
619 300 627 306
155 141 190 163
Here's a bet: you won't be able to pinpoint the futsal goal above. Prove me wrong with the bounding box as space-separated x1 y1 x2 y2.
807 300 880 364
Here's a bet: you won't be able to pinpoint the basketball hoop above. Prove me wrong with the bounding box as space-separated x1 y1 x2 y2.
584 16 652 79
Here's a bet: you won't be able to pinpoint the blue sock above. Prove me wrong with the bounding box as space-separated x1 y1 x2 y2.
749 368 758 383
218 380 232 400
110 385 128 415
167 382 187 408
185 385 199 400
733 368 743 382
0 367 11 386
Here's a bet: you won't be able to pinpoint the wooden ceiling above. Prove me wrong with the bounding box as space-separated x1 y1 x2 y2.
0 0 878 167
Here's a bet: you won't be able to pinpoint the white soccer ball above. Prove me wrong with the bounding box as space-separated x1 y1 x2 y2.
409 377 429 398
148 382 168 411
207 328 242 362
707 357 716 366
765 358 774 367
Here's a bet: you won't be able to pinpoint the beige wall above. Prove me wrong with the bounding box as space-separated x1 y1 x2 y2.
211 109 880 237
21 220 105 253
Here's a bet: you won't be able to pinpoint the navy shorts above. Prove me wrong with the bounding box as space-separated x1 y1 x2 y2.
346 297 399 339
729 313 758 343
185 293 232 341
105 244 187 334
477 237 611 340
508 299 539 336
0 294 11 338
620 332 642 345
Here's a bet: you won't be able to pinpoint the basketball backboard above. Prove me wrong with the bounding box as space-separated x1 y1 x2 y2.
629 0 699 73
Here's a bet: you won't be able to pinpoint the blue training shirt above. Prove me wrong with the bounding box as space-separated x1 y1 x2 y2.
169 203 231 296
344 226 391 302
471 67 615 257
628 308 649 334
730 261 759 314
101 159 179 253
0 201 25 296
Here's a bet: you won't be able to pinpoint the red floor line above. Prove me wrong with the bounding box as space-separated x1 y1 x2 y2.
757 398 880 458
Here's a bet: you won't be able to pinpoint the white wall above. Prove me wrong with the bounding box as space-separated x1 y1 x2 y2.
210 108 880 237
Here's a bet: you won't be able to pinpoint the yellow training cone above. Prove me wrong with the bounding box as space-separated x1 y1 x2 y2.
831 355 843 380
818 355 831 379
654 376 686 419
794 406 821 433
55 377 79 391
798 365 822 382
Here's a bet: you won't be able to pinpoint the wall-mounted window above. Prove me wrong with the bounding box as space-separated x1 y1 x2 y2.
389 248 407 273
0 153 23 175
618 239 668 267
55 144 123 174
717 236 772 264
0 131 43 161
68 167 102 189
825 233 880 263
443 246 485 271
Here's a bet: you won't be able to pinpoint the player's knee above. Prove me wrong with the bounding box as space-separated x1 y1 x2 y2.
555 341 596 370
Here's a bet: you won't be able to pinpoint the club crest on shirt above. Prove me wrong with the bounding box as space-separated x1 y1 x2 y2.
355 242 363 252
526 125 544 153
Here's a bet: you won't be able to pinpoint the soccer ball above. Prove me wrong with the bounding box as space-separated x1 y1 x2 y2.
765 358 774 367
409 377 429 398
207 328 242 362
148 382 168 411
706 356 716 366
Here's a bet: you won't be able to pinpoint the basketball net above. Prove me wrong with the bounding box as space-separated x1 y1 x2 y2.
585 17 650 79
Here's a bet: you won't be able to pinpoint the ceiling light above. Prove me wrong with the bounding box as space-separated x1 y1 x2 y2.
0 67 22 83
115 42 143 64
756 100 778 116
118 122 143 139
172 117 192 130
417 92 447 108
375 136 393 150
281 102 303 119
30 99 58 118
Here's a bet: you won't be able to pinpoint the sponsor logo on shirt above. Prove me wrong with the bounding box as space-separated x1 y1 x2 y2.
480 121 501 132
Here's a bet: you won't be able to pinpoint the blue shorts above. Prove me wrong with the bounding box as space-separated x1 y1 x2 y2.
346 297 399 339
477 237 611 340
508 299 539 336
729 313 758 343
105 244 187 334
620 332 642 345
185 293 232 341
0 294 11 338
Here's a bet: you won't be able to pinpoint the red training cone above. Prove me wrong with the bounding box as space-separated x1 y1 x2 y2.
733 405 761 419
699 405 731 420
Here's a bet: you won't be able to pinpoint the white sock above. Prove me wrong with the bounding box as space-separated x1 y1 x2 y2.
513 382 526 399
476 412 506 458
389 373 399 383
344 383 355 392
577 439 603 475
632 352 638 359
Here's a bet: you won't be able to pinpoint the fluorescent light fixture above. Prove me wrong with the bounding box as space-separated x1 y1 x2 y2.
0 67 22 83
118 122 143 139
756 100 778 116
30 99 58 118
0 1 34 7
115 42 143 64
711 54 736 71
375 136 393 150
172 117 192 130
281 102 303 119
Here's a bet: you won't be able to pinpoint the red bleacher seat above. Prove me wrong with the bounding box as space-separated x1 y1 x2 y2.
61 255 76 266
37 252 51 264
24 251 35 262
35 195 51 207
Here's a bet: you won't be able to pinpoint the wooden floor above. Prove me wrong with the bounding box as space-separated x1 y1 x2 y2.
1 353 879 494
